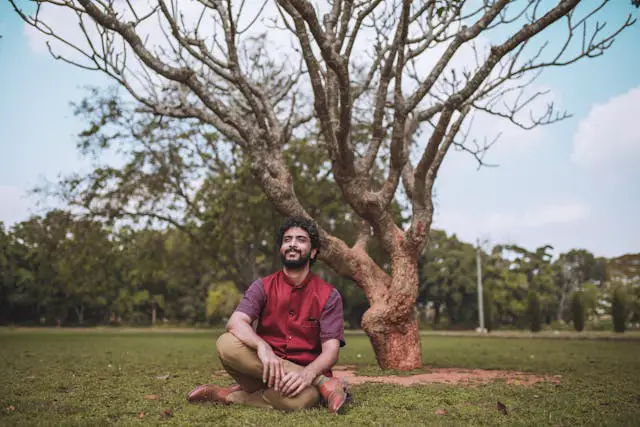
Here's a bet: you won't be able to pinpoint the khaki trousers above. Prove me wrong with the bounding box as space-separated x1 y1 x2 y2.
215 332 321 411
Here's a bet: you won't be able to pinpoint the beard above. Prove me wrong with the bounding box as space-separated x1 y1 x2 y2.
280 248 312 270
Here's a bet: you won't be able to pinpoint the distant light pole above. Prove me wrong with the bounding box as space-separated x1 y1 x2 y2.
476 238 487 333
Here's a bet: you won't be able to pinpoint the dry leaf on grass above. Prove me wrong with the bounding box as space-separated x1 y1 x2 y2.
435 408 448 415
143 395 160 400
138 411 145 419
6 405 16 411
497 401 508 415
156 374 170 380
160 409 173 418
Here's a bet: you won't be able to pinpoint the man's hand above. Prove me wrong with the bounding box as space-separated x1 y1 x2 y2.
278 368 316 397
257 341 284 391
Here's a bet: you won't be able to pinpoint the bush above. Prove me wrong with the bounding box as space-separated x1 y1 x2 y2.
527 291 542 332
612 286 628 333
571 291 585 332
206 281 242 323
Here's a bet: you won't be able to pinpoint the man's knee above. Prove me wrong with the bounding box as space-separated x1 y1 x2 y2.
216 332 243 361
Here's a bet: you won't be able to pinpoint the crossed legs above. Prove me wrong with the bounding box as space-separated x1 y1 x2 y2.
215 332 321 410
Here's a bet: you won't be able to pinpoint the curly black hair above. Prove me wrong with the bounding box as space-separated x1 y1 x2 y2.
277 216 321 265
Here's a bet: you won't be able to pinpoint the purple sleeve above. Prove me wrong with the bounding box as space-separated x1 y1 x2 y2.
234 279 266 321
320 288 345 347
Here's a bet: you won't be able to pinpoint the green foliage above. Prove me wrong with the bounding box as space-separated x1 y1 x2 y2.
608 254 640 327
554 250 608 323
418 230 477 326
612 285 629 333
206 281 242 323
324 272 368 329
571 291 585 332
527 291 542 332
2 204 639 332
580 282 604 319
499 245 558 325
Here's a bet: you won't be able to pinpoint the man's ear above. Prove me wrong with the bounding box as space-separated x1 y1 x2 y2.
311 248 318 260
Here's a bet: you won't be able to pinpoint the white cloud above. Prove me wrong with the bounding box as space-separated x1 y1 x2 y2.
23 3 93 56
435 202 590 238
571 86 640 175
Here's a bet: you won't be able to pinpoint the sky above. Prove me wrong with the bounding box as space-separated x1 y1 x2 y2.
0 1 639 259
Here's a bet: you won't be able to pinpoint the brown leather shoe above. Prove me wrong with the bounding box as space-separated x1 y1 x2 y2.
187 383 242 404
318 378 349 413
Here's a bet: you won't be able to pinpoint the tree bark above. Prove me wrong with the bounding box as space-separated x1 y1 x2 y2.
359 248 422 370
363 313 421 370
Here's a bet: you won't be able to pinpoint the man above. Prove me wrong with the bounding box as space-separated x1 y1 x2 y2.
187 216 349 413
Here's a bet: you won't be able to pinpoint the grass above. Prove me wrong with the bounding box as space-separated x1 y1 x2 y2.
1 328 639 426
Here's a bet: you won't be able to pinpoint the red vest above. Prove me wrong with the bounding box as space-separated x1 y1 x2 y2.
257 271 334 374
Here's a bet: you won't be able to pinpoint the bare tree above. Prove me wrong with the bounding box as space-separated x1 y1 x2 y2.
11 0 635 369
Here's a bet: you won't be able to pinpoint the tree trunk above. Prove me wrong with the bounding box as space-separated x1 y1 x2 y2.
557 280 572 321
433 302 441 325
363 315 421 370
151 301 157 325
360 250 422 370
75 305 84 325
445 294 456 324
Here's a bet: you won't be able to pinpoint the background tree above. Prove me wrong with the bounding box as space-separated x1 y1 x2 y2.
54 217 118 324
482 247 526 327
8 211 118 324
11 0 635 369
0 222 34 324
206 281 242 324
571 291 585 332
554 249 608 322
2 208 638 333
527 290 542 332
611 285 628 333
418 230 477 327
491 244 557 327
608 254 640 328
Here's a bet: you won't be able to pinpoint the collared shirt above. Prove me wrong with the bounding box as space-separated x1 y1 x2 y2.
235 270 345 369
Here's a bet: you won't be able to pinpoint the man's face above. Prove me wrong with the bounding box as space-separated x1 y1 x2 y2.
280 226 317 270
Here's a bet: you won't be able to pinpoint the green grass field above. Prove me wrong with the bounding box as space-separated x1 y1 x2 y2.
1 329 639 426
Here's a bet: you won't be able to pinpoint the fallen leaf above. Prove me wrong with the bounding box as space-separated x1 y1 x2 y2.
160 409 173 418
144 395 160 400
497 401 508 415
7 405 16 411
435 408 448 415
138 411 145 419
156 374 170 380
